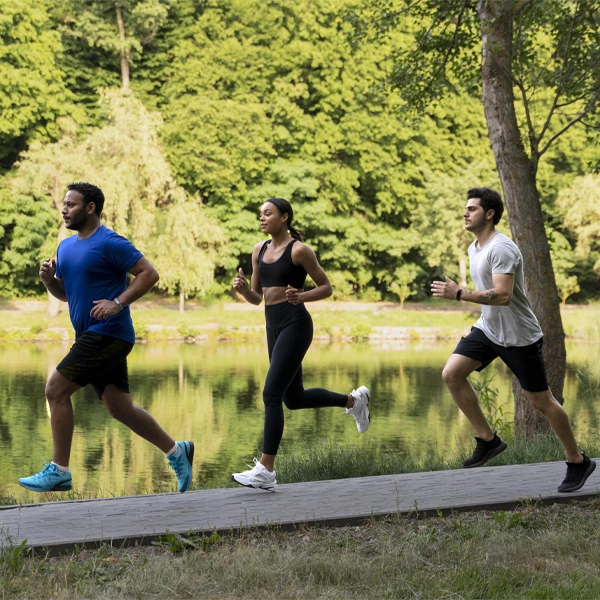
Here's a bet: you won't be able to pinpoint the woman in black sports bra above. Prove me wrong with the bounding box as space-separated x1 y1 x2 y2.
231 197 371 491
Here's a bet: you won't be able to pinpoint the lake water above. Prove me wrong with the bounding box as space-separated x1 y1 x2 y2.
1 341 598 502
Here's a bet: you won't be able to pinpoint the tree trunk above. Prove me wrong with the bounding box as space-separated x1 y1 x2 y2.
179 289 185 314
478 0 566 435
115 5 130 91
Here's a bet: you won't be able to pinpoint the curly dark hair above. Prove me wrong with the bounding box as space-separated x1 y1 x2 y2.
467 187 504 225
67 182 105 215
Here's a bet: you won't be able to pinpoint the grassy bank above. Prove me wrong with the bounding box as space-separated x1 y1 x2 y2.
2 498 600 599
1 299 599 342
8 433 600 506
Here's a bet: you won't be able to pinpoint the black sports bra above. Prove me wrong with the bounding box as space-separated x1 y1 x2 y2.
258 239 307 289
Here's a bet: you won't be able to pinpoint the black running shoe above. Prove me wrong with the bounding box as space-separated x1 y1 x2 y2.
558 453 596 493
462 432 507 468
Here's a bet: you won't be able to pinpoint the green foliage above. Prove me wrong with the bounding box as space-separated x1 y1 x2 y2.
0 0 74 165
491 510 526 530
151 531 221 554
154 0 499 295
557 174 600 270
0 0 599 302
0 535 31 571
151 193 227 303
349 323 372 342
0 185 55 296
548 228 581 304
11 91 177 250
470 375 513 440
386 263 421 309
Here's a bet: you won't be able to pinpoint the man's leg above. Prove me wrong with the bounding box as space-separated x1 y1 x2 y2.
524 389 581 463
18 370 80 492
101 384 174 453
102 384 193 493
442 353 494 440
45 369 82 466
524 388 596 492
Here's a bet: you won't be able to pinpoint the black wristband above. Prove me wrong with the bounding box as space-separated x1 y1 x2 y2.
456 288 463 301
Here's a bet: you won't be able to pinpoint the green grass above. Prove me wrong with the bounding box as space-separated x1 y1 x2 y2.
274 432 600 484
2 299 600 342
2 499 600 598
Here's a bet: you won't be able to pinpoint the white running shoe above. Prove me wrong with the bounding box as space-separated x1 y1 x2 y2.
344 385 370 433
231 458 277 491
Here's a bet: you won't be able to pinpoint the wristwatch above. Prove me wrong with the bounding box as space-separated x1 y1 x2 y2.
114 297 124 311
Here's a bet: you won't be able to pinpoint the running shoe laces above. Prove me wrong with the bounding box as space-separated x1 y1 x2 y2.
167 441 194 493
558 453 596 493
18 462 72 492
231 458 277 490
344 385 371 433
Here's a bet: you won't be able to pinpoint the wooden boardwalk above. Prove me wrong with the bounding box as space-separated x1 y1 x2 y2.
1 459 598 555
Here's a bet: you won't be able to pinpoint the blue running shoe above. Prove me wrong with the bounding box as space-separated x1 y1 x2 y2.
19 462 72 492
167 441 194 493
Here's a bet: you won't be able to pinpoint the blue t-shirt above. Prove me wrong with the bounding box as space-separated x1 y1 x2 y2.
55 225 143 343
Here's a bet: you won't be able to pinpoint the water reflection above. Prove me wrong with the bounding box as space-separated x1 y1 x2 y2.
0 341 598 501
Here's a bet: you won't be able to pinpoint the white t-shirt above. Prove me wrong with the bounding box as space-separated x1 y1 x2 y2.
469 232 542 347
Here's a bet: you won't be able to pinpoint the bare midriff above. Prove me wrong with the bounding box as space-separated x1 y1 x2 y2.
263 286 303 306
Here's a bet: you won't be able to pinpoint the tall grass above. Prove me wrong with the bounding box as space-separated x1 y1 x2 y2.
275 433 600 484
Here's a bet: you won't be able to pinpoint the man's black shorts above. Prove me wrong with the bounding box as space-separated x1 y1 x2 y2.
56 331 134 399
453 326 548 393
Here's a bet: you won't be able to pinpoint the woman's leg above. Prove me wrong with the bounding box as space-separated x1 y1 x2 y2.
282 318 348 410
281 320 370 433
262 320 350 467
261 322 309 462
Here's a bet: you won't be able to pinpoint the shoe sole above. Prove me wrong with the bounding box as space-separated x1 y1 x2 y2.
179 442 195 493
230 475 277 492
18 480 72 492
558 458 597 493
462 442 507 469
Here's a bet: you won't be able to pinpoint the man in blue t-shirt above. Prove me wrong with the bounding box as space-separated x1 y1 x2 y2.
19 182 194 494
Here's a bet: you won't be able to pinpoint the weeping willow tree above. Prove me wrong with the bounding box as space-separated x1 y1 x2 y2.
151 192 226 313
12 89 177 315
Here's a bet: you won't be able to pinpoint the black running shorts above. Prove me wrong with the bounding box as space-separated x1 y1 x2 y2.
56 331 134 398
453 326 548 393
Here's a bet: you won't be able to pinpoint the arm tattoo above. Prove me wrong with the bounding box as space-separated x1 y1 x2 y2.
476 289 499 305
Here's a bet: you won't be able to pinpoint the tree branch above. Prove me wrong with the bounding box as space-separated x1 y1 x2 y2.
513 0 536 15
411 0 470 104
512 74 538 156
536 0 582 145
538 95 599 157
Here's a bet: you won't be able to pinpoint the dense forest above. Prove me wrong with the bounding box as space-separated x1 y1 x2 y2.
1 0 599 304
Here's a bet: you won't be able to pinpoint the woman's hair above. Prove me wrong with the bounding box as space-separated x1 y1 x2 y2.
266 197 304 241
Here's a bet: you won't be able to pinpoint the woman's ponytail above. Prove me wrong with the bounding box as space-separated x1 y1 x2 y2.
288 225 303 242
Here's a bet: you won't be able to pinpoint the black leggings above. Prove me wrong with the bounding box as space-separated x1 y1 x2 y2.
262 302 348 455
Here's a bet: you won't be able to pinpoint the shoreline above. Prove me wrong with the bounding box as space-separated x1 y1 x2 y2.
0 299 598 343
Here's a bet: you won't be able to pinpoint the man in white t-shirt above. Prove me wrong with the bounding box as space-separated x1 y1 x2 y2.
431 187 595 493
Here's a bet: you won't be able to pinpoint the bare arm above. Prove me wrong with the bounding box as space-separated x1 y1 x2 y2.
431 273 514 306
232 243 263 306
285 243 333 304
90 257 159 320
40 258 67 301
